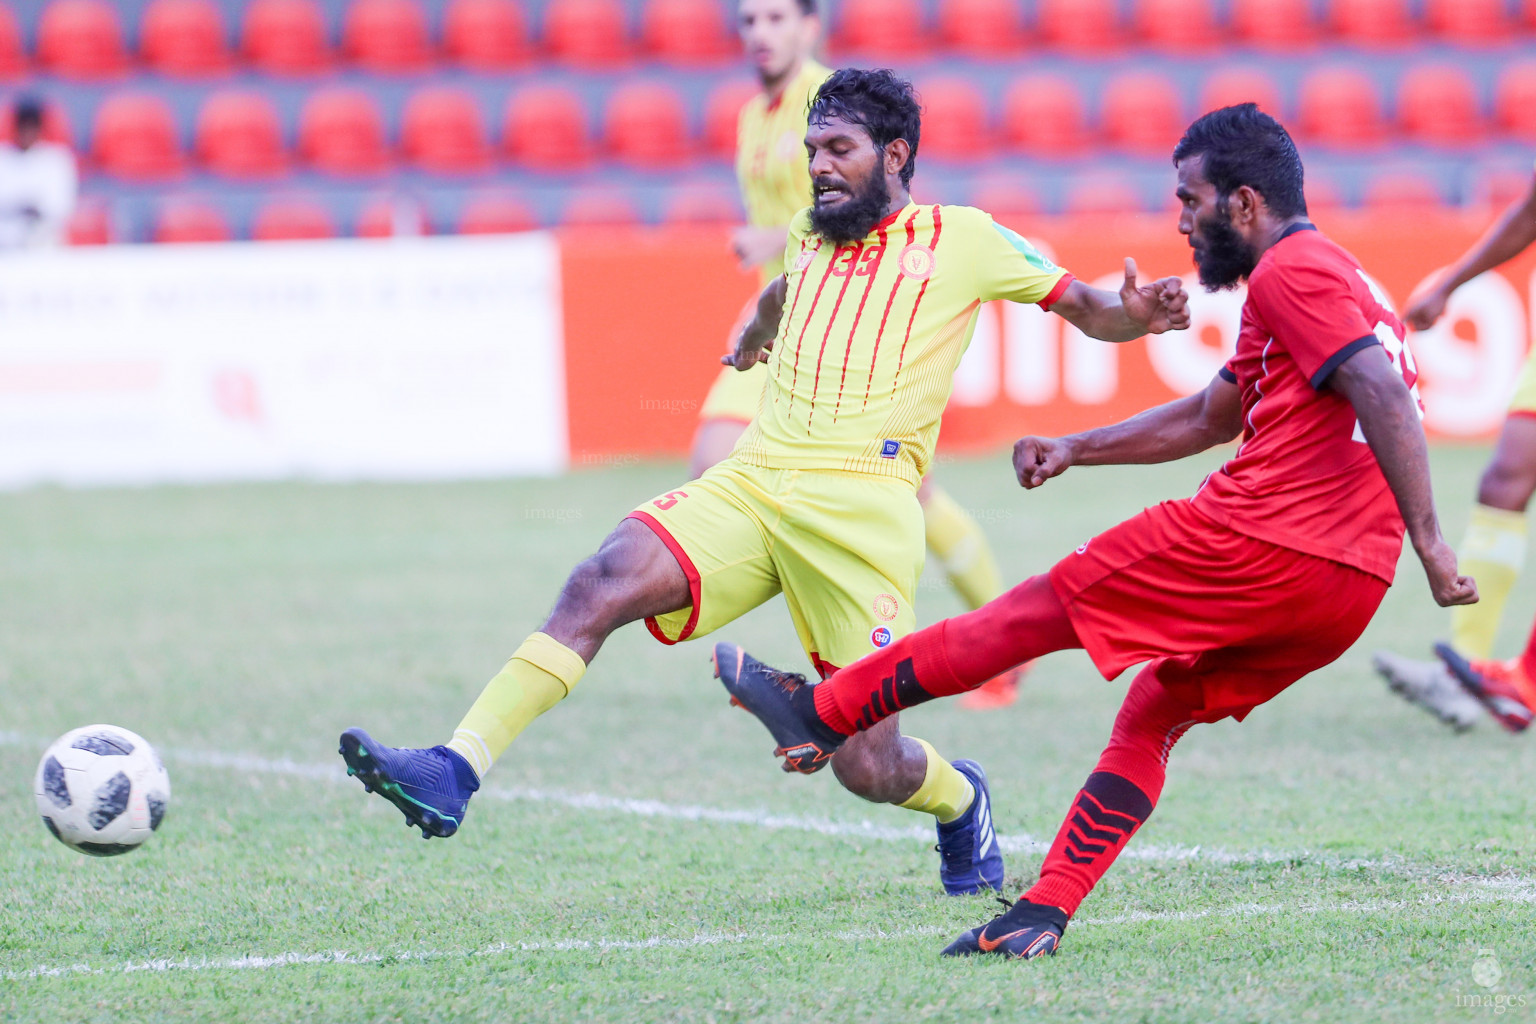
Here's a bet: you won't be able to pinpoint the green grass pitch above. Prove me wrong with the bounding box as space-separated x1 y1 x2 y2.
1 447 1533 1022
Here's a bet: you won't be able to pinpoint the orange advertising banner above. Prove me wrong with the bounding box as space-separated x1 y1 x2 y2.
561 210 1536 462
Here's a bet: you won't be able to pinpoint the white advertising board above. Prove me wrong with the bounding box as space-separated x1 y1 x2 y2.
0 233 566 487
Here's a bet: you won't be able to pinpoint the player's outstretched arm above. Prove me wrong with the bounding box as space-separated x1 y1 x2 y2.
1013 373 1242 488
1045 258 1191 342
722 275 789 371
1404 176 1536 330
1329 348 1479 607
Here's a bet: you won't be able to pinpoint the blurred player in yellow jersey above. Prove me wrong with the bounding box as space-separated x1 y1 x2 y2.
337 69 1189 896
694 0 1025 709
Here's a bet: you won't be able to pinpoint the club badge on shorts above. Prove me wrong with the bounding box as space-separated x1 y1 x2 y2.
872 593 899 622
870 625 893 648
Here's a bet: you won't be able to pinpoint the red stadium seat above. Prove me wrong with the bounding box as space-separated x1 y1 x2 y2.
1298 67 1386 147
1364 172 1447 212
66 198 112 244
1101 72 1183 156
1199 68 1284 117
92 94 184 179
0 4 29 77
242 0 331 74
1473 167 1534 210
543 0 630 66
154 199 232 242
253 197 336 240
343 0 431 72
1231 0 1316 48
1064 174 1146 215
1002 74 1088 156
642 0 730 62
1494 61 1536 141
1399 64 1483 146
502 86 591 169
605 81 690 167
356 196 427 236
703 78 757 159
1329 0 1415 45
1036 0 1123 52
937 0 1025 55
970 177 1040 220
298 89 390 175
1426 0 1509 41
443 0 529 69
402 87 491 173
458 193 539 234
38 0 128 78
141 0 232 76
562 191 640 226
663 186 739 224
917 77 990 159
196 91 287 177
1134 0 1221 50
836 0 925 55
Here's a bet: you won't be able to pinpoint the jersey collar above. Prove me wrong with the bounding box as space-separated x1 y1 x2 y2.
1277 221 1317 241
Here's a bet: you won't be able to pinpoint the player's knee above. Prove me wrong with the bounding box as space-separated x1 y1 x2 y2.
1477 455 1536 510
556 553 632 630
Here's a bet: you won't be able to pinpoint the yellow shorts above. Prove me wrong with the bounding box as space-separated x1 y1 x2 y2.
626 458 924 673
698 362 767 423
1511 351 1536 417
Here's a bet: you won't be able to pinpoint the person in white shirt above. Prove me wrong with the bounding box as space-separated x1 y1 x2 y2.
0 97 78 250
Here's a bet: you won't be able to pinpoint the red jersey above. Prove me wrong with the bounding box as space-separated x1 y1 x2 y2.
1190 224 1420 583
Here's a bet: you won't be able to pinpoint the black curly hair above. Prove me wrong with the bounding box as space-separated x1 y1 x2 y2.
808 68 921 187
1172 103 1308 219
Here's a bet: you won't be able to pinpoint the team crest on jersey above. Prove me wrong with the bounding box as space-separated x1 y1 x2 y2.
873 593 900 622
794 250 816 272
870 625 893 648
898 243 935 280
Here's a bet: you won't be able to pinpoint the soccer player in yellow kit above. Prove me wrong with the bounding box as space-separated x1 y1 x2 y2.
338 69 1189 895
696 0 1025 709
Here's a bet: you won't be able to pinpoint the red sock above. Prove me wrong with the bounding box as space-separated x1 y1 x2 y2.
1024 664 1199 917
813 575 1081 735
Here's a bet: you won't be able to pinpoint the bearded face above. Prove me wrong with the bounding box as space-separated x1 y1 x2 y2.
1189 196 1260 292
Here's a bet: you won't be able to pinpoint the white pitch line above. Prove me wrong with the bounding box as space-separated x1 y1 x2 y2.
0 732 1412 867
8 877 1533 983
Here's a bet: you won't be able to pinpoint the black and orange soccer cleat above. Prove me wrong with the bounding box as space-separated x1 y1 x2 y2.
942 898 1069 960
713 642 845 774
1434 643 1535 734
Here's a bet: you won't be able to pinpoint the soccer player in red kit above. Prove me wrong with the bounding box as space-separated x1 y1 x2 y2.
712 104 1479 960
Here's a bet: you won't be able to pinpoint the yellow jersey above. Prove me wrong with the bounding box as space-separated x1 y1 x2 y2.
733 203 1072 486
735 59 832 284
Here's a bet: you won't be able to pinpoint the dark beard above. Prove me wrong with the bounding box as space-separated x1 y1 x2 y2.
809 173 890 244
1192 205 1259 291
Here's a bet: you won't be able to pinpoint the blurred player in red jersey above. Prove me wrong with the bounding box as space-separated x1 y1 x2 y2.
1373 166 1536 732
717 104 1479 960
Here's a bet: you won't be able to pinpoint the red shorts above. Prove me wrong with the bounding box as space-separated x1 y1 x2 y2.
1049 499 1391 723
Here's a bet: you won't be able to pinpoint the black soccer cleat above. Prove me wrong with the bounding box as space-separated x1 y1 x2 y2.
942 898 1069 960
338 728 480 839
713 642 846 774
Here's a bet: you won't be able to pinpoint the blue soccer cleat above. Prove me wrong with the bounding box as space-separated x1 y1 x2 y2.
714 642 846 774
338 728 479 839
942 898 1068 960
936 759 1005 895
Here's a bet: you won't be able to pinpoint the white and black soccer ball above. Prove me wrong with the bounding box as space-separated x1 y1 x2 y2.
34 725 171 857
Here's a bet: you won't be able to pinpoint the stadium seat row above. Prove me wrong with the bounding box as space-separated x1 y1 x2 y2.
12 60 1536 180
5 0 1536 81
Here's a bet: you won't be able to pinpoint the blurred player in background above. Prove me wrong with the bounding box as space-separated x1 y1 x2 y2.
1373 167 1536 731
339 69 1189 898
696 0 1027 710
0 97 76 251
717 105 1475 959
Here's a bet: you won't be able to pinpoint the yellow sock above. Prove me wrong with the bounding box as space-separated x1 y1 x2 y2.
1451 504 1527 659
899 738 975 823
447 632 587 779
922 485 1004 611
